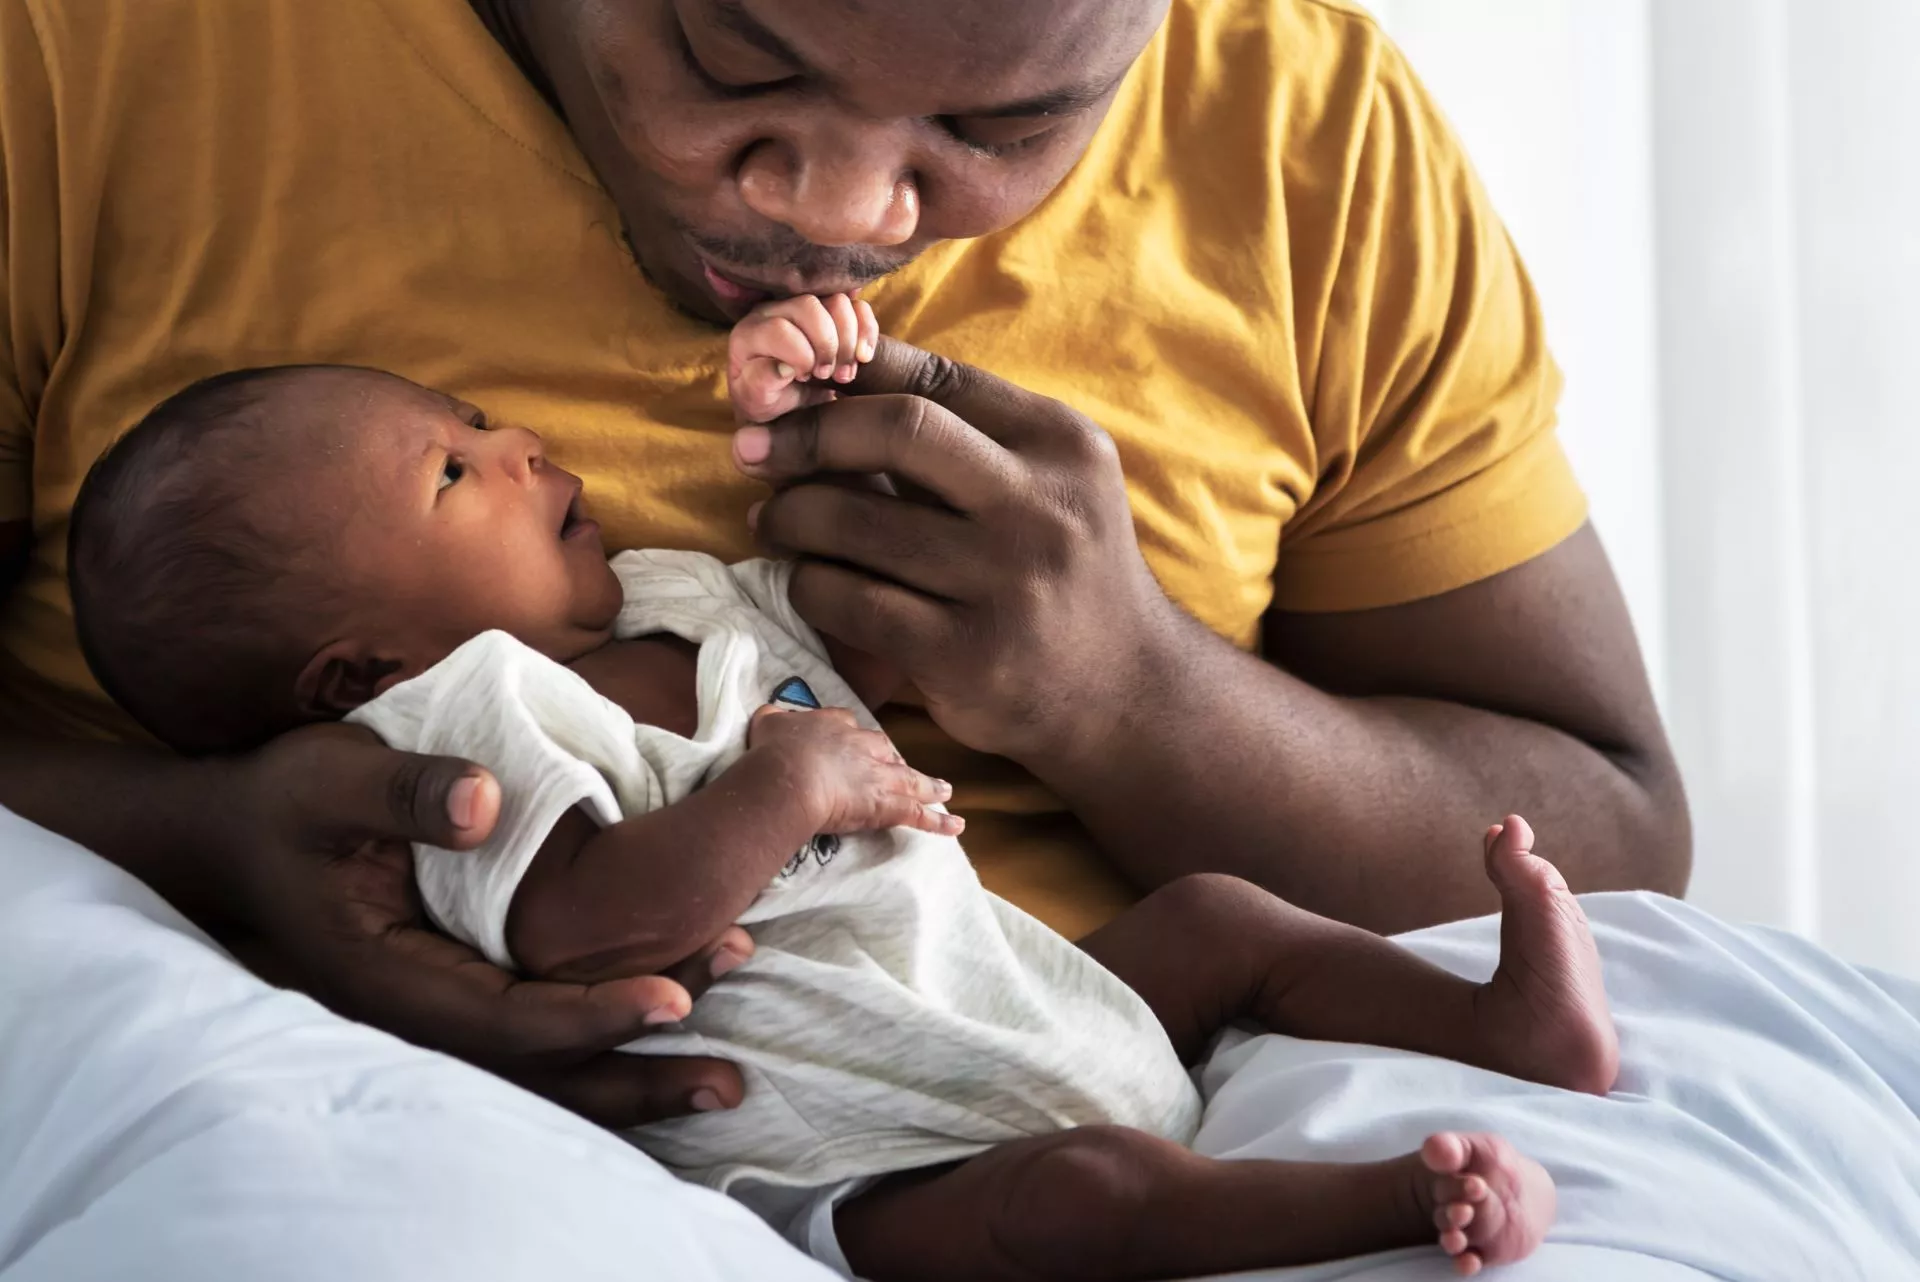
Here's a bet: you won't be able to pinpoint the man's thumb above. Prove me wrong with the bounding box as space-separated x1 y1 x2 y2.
382 752 500 850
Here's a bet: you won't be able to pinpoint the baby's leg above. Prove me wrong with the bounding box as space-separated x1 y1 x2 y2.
1080 817 1619 1094
838 1124 1552 1281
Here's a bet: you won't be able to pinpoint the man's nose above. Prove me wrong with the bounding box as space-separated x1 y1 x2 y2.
736 128 920 249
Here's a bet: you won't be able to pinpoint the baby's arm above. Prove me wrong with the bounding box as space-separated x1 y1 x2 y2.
731 294 904 709
506 706 957 986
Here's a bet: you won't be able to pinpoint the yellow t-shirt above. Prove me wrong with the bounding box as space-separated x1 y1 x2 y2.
0 0 1583 940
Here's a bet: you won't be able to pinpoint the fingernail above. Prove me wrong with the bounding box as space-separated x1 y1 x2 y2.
448 776 481 829
710 947 747 979
935 779 953 800
774 361 794 380
746 500 764 532
858 340 875 362
835 364 854 384
733 426 771 465
644 1005 683 1026
691 1088 725 1113
815 363 834 380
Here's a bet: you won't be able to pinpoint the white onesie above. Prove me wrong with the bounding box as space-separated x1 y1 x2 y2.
348 549 1202 1271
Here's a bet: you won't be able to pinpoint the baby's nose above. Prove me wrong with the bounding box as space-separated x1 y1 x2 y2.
495 425 546 479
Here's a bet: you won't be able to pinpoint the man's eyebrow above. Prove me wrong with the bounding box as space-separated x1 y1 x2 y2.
953 78 1125 121
707 0 809 68
704 0 1123 120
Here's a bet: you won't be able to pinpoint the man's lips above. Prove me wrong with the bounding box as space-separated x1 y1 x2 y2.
693 248 874 308
700 259 773 309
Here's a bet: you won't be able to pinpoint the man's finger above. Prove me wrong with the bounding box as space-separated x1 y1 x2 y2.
786 561 951 669
319 735 500 852
756 482 978 600
734 393 1016 512
350 924 688 1064
661 926 756 999
512 1052 747 1129
843 335 1067 449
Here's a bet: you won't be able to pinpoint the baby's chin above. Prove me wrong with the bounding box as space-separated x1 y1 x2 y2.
577 565 625 638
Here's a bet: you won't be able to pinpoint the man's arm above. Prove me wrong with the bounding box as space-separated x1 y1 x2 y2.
736 342 1688 935
1035 523 1687 934
0 522 756 1123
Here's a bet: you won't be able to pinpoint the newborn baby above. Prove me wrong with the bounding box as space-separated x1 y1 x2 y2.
66 301 1619 1281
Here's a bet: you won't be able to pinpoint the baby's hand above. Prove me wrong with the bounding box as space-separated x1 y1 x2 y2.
728 293 880 425
747 705 962 838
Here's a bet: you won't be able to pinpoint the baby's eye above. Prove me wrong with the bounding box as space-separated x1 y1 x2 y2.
438 459 466 492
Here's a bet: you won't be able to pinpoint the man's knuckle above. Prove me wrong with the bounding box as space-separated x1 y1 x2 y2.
906 352 969 403
386 756 435 826
794 410 823 470
1058 414 1119 469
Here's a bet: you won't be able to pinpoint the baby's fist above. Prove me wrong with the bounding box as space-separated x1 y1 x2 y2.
728 293 879 425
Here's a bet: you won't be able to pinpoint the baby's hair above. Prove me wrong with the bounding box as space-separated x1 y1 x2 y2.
69 365 365 754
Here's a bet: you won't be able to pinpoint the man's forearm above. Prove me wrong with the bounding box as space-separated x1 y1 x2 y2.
1028 625 1689 936
0 733 228 918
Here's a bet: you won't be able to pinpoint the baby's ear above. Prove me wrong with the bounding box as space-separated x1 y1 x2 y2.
295 640 408 717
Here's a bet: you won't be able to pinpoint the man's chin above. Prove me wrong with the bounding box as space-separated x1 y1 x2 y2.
636 256 734 328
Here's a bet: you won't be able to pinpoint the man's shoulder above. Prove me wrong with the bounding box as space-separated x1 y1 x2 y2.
1157 0 1389 104
1101 0 1397 198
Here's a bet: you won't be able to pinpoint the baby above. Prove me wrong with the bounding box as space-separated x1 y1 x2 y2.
66 298 1620 1281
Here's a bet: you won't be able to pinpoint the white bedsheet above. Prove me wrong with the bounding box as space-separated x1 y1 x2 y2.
2 804 1917 1281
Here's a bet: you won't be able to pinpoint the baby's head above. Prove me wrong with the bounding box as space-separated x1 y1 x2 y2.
70 365 624 754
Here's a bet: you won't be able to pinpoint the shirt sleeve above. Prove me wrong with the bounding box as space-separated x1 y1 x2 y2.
0 2 60 526
1272 36 1586 613
346 631 648 970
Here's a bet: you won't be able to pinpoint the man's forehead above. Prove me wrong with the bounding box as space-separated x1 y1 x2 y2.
682 0 1164 111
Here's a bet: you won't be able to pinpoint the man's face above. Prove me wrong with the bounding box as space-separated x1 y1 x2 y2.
510 0 1168 324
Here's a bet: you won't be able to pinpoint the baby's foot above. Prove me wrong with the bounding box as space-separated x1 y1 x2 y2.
1472 816 1620 1095
728 293 878 424
1416 1132 1555 1275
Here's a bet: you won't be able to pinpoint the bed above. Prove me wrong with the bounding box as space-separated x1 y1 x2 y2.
2 804 1915 1281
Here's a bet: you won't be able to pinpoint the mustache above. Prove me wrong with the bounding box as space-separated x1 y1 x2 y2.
685 225 914 285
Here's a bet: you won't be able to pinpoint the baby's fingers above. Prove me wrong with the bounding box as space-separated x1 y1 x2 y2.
855 298 879 366
900 804 964 838
864 763 960 836
825 293 863 384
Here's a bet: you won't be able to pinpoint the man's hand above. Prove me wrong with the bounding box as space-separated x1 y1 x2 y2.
217 723 752 1126
733 336 1177 771
729 293 879 424
729 336 1686 932
747 705 960 837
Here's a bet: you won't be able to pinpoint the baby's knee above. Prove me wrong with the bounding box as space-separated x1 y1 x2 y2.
1142 872 1296 939
998 1126 1187 1269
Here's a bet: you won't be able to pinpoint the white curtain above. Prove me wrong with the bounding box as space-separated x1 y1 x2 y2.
1369 0 1920 974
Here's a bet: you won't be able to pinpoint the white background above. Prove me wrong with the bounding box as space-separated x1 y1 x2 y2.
1369 0 1920 973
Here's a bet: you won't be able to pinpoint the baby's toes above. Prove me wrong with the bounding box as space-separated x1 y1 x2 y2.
1434 1199 1475 1233
1421 1132 1473 1175
1431 1171 1489 1207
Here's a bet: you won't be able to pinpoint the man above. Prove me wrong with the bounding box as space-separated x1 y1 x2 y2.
0 0 1686 1130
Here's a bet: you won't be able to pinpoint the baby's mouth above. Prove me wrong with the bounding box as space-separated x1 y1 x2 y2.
559 490 596 541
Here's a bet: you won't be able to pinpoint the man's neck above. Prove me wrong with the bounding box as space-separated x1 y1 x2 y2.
464 0 559 111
